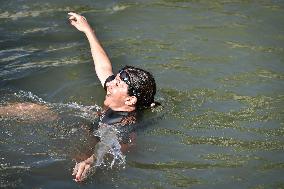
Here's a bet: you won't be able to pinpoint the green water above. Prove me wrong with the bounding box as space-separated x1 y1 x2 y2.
1 0 284 188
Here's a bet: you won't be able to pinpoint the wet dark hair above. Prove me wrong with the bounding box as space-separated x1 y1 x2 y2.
121 65 157 110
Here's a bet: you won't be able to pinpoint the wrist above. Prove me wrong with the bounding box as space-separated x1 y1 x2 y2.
85 155 95 164
84 27 95 35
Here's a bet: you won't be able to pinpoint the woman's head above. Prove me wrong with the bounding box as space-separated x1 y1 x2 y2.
119 66 156 110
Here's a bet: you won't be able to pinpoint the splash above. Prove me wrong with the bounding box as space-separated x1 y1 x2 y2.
107 4 131 14
111 5 129 12
93 123 126 168
3 90 101 123
1 92 124 155
0 90 125 182
72 123 126 181
14 90 46 104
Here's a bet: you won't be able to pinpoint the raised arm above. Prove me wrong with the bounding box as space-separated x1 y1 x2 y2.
68 12 113 86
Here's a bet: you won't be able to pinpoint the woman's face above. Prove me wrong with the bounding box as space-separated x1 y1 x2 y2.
103 74 131 109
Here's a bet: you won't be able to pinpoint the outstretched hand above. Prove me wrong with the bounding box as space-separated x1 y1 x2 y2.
68 12 93 33
72 155 95 182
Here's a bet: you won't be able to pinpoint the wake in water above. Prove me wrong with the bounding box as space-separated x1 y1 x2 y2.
0 89 126 181
0 89 101 123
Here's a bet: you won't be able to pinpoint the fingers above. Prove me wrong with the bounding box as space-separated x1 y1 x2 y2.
68 12 78 23
68 12 79 18
68 15 76 21
67 12 92 33
75 163 86 181
72 156 96 182
68 13 77 26
72 163 79 176
68 12 86 22
80 164 91 181
74 163 92 182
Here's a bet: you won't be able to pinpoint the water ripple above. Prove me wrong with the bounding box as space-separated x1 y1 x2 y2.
128 159 242 170
182 136 284 151
225 41 284 53
217 69 284 86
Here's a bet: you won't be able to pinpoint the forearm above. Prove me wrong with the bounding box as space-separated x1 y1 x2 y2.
0 103 58 122
68 12 113 86
85 154 96 164
84 29 113 86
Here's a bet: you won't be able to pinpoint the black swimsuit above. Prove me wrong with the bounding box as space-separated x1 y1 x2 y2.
91 108 136 144
100 108 130 125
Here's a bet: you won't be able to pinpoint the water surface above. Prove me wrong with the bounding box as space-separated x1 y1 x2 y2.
1 0 284 188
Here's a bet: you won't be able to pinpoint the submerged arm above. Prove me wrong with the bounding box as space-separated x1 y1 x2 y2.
72 131 136 182
68 12 113 86
0 103 58 122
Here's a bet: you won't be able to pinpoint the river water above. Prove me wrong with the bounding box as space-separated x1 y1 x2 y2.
1 0 284 188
